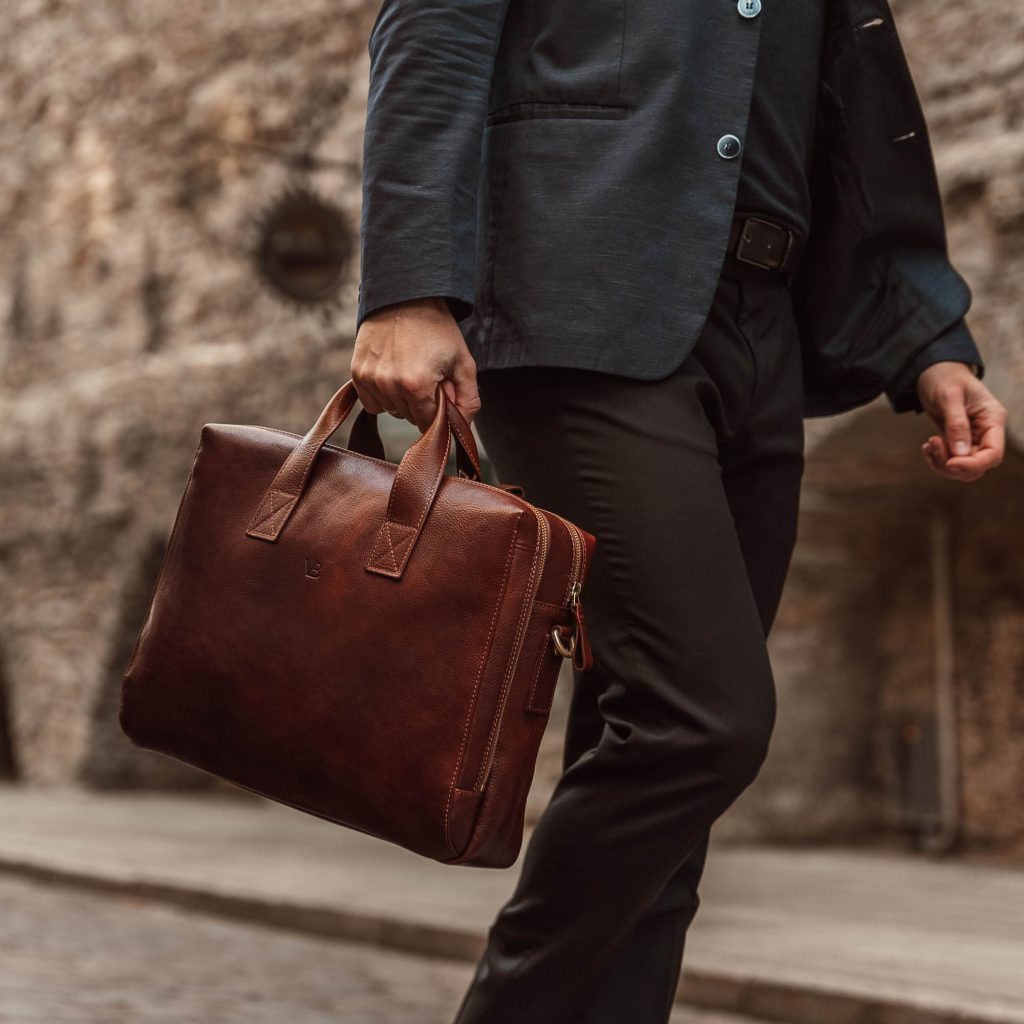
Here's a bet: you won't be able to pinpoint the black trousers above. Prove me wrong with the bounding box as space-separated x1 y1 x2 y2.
452 261 806 1024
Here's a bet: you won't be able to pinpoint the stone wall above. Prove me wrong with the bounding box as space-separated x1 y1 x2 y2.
897 0 1024 410
1 0 379 785
1 0 1021 854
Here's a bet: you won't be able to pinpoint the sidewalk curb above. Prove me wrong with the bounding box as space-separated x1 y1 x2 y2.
0 856 485 961
2 854 1020 1024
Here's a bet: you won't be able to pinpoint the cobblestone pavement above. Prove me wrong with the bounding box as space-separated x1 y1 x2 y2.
0 876 766 1024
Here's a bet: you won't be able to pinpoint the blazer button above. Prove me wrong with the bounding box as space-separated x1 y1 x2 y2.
737 0 762 16
717 134 742 159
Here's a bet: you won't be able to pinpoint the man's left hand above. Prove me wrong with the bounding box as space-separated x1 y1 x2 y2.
916 362 1007 481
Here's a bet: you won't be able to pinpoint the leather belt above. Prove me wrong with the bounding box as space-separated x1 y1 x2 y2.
723 213 804 284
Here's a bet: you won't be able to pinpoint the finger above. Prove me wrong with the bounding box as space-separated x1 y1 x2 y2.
397 376 442 433
945 425 1004 474
947 449 1001 475
922 435 977 480
940 389 973 458
351 367 389 416
449 356 483 425
375 377 418 424
974 412 1007 463
943 403 1006 475
927 447 984 482
922 437 951 476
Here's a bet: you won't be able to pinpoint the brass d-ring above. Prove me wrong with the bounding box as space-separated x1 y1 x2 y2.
551 625 577 659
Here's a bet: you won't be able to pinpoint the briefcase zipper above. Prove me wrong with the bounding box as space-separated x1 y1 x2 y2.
547 512 592 671
549 512 583 605
473 508 550 792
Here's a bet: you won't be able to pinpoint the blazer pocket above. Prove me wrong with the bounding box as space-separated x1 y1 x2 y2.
487 0 628 116
485 101 630 127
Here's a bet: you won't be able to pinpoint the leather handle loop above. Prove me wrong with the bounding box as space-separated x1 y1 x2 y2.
348 403 482 481
246 381 361 541
347 408 388 462
444 399 484 481
363 384 482 578
247 381 484 576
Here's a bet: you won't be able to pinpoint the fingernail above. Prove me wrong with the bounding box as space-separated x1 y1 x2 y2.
953 441 970 456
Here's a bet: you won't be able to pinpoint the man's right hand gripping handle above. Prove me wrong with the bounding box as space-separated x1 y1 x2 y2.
352 0 515 432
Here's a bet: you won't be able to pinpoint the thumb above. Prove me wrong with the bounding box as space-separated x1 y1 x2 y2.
943 390 973 457
447 355 483 424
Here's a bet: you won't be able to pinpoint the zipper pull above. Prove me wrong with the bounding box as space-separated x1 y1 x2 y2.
551 582 593 671
561 581 593 675
568 581 593 672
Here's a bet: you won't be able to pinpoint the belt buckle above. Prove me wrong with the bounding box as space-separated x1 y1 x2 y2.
735 216 794 271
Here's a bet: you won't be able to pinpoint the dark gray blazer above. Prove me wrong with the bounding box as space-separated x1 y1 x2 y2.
356 0 985 418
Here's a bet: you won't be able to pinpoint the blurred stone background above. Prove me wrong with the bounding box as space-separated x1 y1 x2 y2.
0 0 1021 856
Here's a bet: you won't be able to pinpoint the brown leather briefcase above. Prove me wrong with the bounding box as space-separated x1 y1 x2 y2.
119 380 596 868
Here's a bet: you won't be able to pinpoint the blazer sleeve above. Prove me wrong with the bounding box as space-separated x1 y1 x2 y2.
355 0 514 332
884 317 986 414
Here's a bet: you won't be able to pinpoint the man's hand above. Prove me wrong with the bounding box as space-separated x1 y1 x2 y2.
351 297 482 433
916 361 1006 481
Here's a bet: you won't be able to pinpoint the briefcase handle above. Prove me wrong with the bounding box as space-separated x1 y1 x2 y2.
348 406 480 481
246 380 484 581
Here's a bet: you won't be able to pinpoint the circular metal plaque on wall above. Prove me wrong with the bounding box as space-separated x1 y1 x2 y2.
255 185 351 305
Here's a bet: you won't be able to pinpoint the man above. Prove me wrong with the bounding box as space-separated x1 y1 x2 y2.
349 0 1007 1020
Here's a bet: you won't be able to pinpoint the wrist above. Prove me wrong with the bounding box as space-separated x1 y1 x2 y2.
918 360 978 385
363 296 453 327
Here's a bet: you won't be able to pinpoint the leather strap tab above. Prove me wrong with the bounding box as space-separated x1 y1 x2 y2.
247 488 302 541
365 385 464 579
571 599 593 671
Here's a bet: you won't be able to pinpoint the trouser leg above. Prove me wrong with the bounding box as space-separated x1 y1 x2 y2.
559 643 713 1024
575 271 806 1024
453 270 803 1024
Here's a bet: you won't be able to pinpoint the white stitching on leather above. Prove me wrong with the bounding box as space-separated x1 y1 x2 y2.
368 520 416 574
367 430 447 575
248 489 295 537
249 389 356 539
443 512 522 857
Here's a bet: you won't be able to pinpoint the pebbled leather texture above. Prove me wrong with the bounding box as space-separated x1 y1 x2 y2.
119 380 596 868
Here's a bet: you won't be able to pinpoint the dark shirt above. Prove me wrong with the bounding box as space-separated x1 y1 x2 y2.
733 1 826 241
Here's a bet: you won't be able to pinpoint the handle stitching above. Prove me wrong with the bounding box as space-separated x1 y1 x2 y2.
472 515 542 789
442 512 522 855
246 387 358 542
247 489 297 539
366 521 417 577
